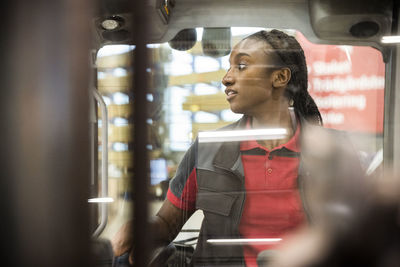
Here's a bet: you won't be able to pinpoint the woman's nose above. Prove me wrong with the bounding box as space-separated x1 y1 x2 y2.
222 70 234 86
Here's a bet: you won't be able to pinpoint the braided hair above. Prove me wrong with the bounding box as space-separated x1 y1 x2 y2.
245 30 323 126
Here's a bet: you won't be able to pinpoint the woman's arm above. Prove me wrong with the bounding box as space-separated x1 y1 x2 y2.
111 198 194 258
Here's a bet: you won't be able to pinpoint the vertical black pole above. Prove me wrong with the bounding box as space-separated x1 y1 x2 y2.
0 2 17 266
0 0 92 266
131 0 150 266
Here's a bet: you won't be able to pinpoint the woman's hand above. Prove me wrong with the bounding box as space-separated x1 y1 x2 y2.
110 199 193 265
111 220 134 257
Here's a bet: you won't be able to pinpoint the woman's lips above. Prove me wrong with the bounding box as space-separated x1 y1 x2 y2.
225 89 238 101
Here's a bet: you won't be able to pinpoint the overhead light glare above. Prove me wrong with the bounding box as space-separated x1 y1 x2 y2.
381 36 400 44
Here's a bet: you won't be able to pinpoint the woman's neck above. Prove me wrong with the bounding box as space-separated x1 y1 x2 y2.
251 102 295 150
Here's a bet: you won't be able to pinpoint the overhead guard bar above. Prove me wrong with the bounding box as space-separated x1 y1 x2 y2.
92 88 109 238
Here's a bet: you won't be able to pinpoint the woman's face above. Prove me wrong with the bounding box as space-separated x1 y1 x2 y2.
222 38 278 116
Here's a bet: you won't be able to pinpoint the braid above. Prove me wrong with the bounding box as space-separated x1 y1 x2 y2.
246 30 323 126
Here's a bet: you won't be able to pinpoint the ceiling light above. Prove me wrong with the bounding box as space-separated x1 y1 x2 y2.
101 20 119 30
101 16 124 31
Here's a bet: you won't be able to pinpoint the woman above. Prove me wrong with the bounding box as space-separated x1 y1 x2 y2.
112 29 323 266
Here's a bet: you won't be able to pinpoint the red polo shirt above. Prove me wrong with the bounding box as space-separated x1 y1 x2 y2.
167 120 305 266
239 119 305 266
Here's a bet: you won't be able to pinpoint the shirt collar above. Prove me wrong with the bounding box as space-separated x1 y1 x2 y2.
240 116 301 152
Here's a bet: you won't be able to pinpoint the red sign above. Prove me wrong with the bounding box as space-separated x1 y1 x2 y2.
297 32 385 133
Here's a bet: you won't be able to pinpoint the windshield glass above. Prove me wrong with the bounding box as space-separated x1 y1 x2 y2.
95 27 385 266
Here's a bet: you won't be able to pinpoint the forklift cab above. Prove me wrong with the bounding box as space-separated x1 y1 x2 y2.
0 0 399 266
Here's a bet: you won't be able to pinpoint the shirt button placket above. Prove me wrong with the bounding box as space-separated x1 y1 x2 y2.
265 152 269 186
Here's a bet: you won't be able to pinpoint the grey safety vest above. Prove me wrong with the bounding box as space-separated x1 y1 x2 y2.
193 117 248 266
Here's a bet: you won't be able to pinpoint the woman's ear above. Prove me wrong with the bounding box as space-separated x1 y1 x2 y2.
272 68 291 88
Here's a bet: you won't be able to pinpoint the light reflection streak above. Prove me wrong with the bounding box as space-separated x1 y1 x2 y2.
198 128 287 143
207 238 282 245
381 36 400 44
88 197 114 203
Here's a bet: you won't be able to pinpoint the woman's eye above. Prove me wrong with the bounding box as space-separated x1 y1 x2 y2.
238 63 246 70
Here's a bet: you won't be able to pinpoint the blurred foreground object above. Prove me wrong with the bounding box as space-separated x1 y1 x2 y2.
260 125 400 267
